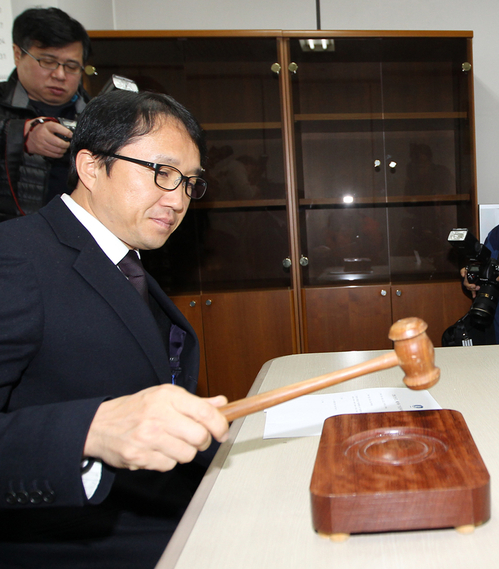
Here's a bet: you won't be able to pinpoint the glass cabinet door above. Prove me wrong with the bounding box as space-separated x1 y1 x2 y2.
288 37 390 286
381 37 474 281
286 35 474 287
88 36 290 293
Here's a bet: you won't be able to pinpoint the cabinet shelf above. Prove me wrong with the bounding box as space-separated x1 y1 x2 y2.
191 194 471 210
295 111 468 122
202 122 281 131
201 111 467 132
191 199 287 209
299 194 471 207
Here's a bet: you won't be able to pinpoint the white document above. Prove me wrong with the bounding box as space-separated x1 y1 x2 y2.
263 387 441 439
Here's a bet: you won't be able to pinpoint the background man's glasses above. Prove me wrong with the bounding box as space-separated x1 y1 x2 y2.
104 153 207 200
21 47 84 75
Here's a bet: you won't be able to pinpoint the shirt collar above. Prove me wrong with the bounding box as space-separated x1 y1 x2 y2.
61 193 131 264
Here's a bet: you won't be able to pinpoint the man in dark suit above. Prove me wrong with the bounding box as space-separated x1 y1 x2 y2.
0 90 229 568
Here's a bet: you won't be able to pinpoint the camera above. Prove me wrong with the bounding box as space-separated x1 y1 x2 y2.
58 117 77 133
55 118 78 142
55 76 139 142
448 228 499 326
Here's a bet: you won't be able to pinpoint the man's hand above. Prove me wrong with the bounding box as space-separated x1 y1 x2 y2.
460 267 479 298
83 384 229 472
24 118 73 158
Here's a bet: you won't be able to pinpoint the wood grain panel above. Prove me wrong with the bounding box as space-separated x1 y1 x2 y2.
391 281 471 347
303 286 393 352
311 410 490 536
201 289 296 401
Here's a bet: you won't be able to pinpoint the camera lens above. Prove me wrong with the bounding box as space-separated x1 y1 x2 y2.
470 282 499 326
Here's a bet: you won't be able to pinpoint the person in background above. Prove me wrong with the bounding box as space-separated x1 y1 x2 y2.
0 89 229 568
460 225 499 341
0 7 91 222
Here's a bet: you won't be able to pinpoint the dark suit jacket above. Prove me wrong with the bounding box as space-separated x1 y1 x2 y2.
0 197 204 568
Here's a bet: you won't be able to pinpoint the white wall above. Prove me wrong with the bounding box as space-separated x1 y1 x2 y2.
9 0 499 205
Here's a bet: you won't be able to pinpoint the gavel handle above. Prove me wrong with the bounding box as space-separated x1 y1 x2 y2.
220 351 399 423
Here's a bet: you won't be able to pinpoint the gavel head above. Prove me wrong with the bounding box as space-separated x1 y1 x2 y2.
389 317 440 390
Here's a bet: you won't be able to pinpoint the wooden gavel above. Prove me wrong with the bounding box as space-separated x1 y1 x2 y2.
220 317 440 423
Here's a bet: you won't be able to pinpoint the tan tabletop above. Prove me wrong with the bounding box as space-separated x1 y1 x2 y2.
156 345 499 569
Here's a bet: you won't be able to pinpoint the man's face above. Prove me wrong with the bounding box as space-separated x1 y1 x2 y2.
82 118 200 251
13 41 83 106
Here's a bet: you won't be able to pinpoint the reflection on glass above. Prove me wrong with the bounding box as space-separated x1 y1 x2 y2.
205 134 285 201
298 127 385 201
304 208 389 285
200 209 289 288
385 133 457 197
206 145 271 201
388 205 458 278
303 202 462 286
404 143 455 196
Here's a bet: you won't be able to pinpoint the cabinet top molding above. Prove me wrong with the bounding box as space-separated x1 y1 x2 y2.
88 30 473 39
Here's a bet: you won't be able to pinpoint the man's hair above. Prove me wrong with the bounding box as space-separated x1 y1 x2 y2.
68 90 207 190
13 7 91 62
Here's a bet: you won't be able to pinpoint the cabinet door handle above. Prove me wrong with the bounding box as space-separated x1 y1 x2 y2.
189 300 196 307
299 255 309 267
396 289 402 297
380 289 387 297
374 159 381 168
205 299 212 306
271 62 281 75
282 257 292 268
288 62 298 74
389 160 397 169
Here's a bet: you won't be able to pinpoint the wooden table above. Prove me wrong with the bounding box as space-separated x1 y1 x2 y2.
156 345 499 569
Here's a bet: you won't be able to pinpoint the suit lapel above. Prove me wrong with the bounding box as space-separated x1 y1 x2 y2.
74 245 172 383
40 198 173 384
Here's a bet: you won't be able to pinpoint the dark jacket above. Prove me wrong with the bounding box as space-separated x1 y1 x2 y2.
0 197 205 568
0 70 89 221
484 226 499 341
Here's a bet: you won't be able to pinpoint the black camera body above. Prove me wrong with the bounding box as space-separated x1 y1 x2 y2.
58 117 77 133
55 118 78 142
55 76 139 142
448 228 499 326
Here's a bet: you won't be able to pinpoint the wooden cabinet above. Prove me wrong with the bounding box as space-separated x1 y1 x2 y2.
283 34 477 350
304 281 471 352
87 30 478 398
284 33 477 356
171 290 296 400
389 282 472 345
303 285 394 352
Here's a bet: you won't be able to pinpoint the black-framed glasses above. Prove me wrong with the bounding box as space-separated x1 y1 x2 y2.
21 47 84 75
105 153 207 199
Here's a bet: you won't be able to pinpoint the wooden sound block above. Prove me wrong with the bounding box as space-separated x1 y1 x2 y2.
310 410 490 538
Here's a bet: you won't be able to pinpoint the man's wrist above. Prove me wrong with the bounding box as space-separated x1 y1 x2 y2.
23 117 59 154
